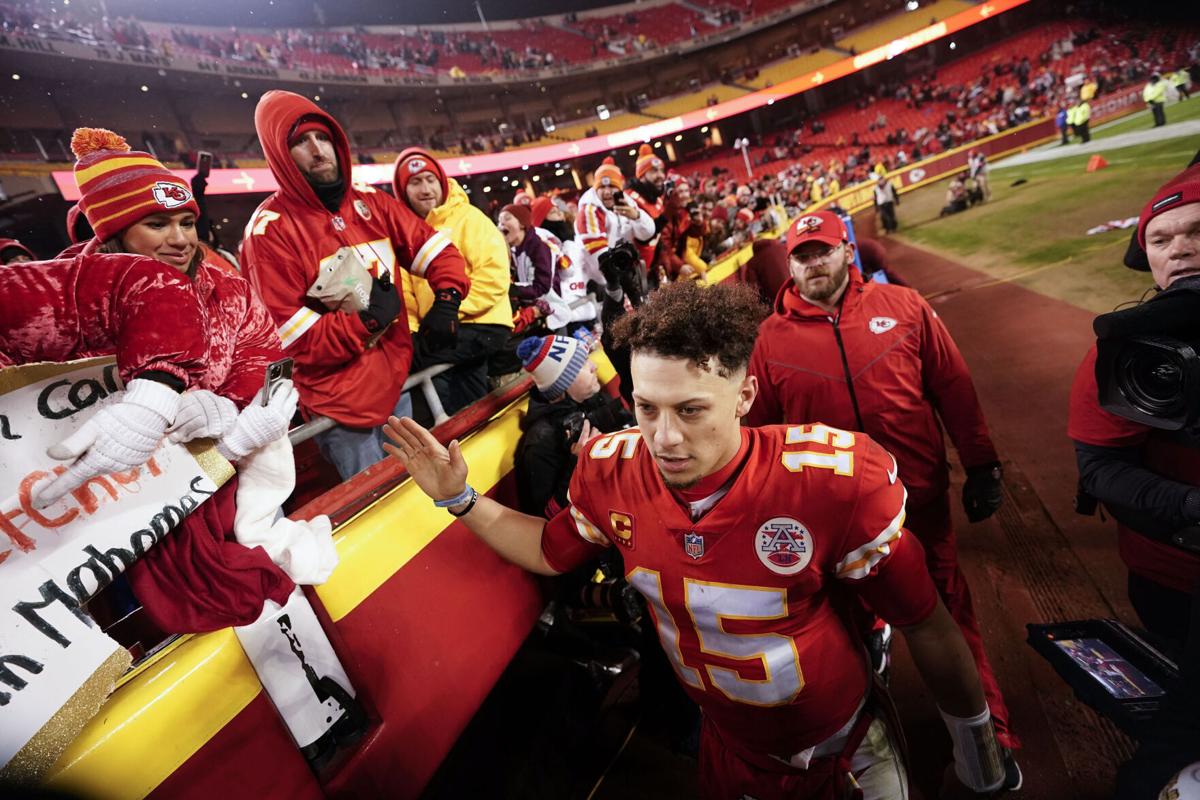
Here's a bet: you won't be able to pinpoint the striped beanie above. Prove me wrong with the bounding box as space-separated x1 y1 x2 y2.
71 128 199 244
516 335 590 401
593 157 625 191
635 144 664 179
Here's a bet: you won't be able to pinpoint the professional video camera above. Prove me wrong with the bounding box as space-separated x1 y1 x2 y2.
1094 276 1200 433
1028 277 1200 758
597 239 645 307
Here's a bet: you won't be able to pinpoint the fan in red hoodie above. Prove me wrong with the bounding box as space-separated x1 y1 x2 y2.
745 212 1022 777
241 91 470 480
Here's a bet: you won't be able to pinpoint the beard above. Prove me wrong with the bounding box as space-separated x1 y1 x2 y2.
800 262 849 303
661 472 700 490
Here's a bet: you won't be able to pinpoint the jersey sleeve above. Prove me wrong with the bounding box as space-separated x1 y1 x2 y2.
382 196 471 296
540 455 612 573
837 438 938 627
576 204 610 258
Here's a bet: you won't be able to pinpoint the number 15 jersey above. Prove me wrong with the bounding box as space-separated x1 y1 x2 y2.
541 423 938 758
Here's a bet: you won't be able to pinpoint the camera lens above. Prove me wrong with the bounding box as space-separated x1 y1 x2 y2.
1116 342 1186 416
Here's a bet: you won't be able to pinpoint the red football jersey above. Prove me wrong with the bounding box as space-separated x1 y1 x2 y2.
543 424 938 757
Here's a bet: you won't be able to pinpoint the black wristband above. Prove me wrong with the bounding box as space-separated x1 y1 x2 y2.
448 486 479 518
135 369 185 393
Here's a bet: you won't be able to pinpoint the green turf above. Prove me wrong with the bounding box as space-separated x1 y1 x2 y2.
1091 95 1200 141
890 134 1197 313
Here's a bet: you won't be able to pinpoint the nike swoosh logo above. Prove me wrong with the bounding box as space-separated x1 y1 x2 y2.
886 454 899 485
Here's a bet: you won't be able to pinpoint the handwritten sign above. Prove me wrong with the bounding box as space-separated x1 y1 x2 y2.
0 359 232 779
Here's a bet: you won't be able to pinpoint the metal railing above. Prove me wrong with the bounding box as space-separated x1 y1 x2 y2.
289 362 455 445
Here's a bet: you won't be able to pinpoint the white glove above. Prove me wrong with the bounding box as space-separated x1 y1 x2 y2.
32 378 181 509
167 390 239 444
216 380 300 462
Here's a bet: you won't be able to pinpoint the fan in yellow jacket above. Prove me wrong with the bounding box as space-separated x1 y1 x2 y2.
393 147 513 419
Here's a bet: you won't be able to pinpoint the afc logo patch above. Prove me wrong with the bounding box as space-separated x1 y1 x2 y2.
610 511 635 548
755 517 813 575
868 316 897 335
151 181 192 209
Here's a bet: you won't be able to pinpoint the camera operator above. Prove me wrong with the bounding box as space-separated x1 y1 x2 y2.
1069 164 1200 651
1068 164 1200 800
513 333 632 519
575 158 654 302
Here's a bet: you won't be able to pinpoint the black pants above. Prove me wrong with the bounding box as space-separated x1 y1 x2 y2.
410 323 510 422
1060 127 1070 144
1077 121 1090 142
1127 571 1193 651
878 201 897 233
1150 101 1166 127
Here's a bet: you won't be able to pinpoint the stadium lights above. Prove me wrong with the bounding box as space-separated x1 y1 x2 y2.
555 169 565 176
596 104 610 121
521 164 529 171
532 175 540 182
140 85 149 92
241 92 248 99
906 0 919 10
674 134 683 141
10 74 18 81
950 41 957 49
701 126 709 133
313 95 320 101
653 141 662 148
767 98 775 105
483 186 492 193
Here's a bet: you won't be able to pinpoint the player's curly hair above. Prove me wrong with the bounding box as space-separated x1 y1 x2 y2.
610 282 767 377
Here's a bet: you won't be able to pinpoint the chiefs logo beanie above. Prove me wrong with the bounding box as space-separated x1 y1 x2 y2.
71 127 199 244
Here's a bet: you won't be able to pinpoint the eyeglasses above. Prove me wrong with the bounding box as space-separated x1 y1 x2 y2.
790 243 842 265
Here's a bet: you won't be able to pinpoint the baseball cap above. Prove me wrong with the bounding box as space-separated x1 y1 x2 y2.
785 211 847 254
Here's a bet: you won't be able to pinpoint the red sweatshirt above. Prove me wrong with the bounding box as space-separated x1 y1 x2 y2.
746 268 997 509
241 90 470 427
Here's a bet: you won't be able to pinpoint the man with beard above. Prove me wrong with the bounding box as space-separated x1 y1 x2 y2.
626 144 668 276
745 211 1022 788
383 281 1009 800
241 91 470 480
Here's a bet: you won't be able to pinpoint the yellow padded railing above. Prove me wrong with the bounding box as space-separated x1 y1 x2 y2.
835 0 973 54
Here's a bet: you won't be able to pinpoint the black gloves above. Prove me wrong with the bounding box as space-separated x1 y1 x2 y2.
419 287 462 353
599 241 643 306
962 461 1004 523
359 272 402 334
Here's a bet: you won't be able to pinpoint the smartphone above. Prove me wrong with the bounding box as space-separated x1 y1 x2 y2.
612 190 626 205
262 357 294 406
196 151 213 178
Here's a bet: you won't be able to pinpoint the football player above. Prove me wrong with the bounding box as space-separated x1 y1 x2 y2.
384 282 1005 799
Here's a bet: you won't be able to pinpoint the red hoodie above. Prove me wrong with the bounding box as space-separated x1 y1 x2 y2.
745 268 997 509
240 91 470 427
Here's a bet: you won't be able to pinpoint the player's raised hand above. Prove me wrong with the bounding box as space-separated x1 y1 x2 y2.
383 416 468 501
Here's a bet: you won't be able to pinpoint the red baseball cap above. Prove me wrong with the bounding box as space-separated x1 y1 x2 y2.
785 211 847 254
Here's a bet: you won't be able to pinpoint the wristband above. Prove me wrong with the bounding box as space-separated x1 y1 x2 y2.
939 707 1004 793
434 485 474 508
448 487 479 518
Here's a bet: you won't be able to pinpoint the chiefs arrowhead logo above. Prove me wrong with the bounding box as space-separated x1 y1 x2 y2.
408 158 427 174
868 316 897 335
151 181 192 209
795 215 823 234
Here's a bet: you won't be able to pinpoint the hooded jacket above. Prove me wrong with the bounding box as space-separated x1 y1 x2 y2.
574 186 655 279
745 267 997 509
397 176 512 333
0 252 208 387
240 91 470 427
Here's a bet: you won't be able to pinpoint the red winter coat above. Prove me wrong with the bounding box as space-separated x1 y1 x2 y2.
0 252 208 386
746 268 997 509
241 91 470 427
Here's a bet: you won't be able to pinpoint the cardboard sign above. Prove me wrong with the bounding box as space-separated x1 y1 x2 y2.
0 359 232 779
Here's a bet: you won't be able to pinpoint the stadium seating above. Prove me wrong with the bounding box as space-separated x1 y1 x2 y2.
834 0 972 54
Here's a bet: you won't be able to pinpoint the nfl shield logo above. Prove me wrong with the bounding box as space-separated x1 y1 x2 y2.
684 532 705 560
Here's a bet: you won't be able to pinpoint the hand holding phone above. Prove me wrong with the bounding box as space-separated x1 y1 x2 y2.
262 358 294 406
196 151 213 178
